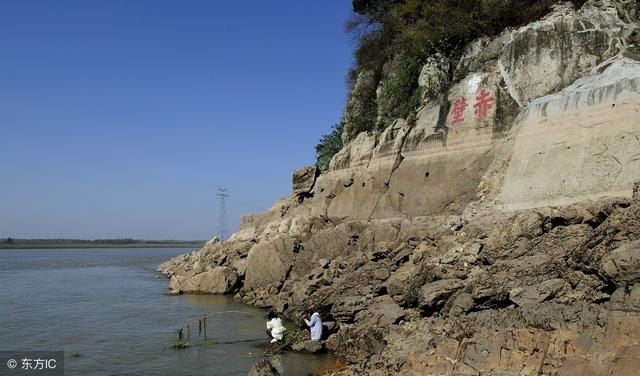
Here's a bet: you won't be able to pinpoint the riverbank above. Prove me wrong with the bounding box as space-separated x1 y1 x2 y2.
160 194 640 375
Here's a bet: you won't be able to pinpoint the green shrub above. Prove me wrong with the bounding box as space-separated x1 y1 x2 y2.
343 70 379 141
377 56 423 127
351 0 587 65
315 122 344 172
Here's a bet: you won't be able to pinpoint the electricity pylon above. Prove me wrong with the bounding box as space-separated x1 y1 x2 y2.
216 186 229 241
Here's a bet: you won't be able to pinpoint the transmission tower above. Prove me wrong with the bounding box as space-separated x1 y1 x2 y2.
216 186 229 241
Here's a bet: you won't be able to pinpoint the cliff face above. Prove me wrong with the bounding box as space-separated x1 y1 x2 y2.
159 1 640 374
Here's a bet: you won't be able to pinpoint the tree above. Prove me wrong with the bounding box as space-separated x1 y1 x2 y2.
315 122 344 172
6 237 13 244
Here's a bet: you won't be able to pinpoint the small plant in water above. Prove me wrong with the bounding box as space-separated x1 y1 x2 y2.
202 315 207 341
172 341 191 350
172 328 191 350
69 352 80 358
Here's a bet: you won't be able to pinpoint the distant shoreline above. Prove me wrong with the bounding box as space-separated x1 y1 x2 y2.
0 242 205 250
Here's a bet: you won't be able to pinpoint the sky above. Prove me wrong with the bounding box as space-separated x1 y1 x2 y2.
0 1 354 240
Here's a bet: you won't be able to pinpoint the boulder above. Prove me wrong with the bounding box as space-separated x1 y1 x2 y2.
419 279 465 309
447 292 474 315
248 360 280 376
168 267 237 294
509 279 571 306
609 284 640 312
244 236 296 291
325 325 386 362
291 340 324 353
357 296 405 326
386 263 416 298
292 165 317 196
470 254 560 303
602 240 640 285
373 267 391 281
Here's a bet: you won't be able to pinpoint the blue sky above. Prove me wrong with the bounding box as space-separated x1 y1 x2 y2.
0 1 354 239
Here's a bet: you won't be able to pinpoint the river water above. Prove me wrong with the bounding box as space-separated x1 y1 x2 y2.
0 248 337 375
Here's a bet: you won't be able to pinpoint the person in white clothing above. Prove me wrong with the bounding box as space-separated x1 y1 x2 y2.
266 312 286 343
304 311 323 341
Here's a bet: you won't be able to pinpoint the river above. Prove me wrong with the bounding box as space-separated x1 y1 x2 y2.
0 248 337 375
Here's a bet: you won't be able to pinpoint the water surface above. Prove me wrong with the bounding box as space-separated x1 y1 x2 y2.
0 248 336 375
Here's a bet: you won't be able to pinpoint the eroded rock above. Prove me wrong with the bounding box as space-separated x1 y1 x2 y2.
602 240 640 285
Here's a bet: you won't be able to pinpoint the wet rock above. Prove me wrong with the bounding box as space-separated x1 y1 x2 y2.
248 359 280 376
291 340 324 353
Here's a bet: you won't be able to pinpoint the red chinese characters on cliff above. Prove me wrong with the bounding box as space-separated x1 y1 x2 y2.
451 97 468 126
450 89 495 126
473 89 495 119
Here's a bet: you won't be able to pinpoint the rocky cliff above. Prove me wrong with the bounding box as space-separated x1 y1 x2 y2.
159 1 640 374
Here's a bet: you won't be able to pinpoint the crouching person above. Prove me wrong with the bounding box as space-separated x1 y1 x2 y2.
304 311 323 341
266 312 286 343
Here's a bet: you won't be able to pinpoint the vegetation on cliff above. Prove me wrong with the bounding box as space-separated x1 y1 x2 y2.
315 0 587 169
315 122 344 172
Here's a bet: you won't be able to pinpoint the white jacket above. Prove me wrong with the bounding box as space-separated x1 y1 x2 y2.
305 312 323 341
266 318 286 340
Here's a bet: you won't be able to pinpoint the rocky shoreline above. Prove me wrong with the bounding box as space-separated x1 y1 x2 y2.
159 1 640 374
159 190 640 375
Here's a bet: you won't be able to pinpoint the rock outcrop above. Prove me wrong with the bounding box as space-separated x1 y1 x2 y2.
159 1 640 374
